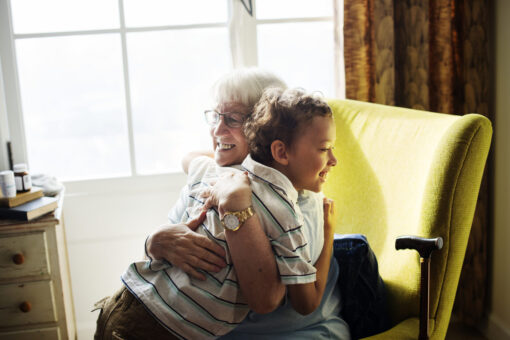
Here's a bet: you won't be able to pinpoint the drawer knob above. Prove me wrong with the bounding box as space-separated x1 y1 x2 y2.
13 253 25 265
19 301 32 313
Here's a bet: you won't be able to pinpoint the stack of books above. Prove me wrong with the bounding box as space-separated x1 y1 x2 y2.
0 187 58 221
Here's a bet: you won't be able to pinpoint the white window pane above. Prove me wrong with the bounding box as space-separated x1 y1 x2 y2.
127 28 231 174
10 0 119 34
256 0 332 19
16 35 130 181
257 22 334 96
124 0 227 27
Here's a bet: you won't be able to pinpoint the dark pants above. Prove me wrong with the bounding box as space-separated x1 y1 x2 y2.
333 234 390 340
93 286 178 340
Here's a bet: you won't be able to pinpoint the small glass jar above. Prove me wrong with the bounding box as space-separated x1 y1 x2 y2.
13 163 32 193
0 170 17 198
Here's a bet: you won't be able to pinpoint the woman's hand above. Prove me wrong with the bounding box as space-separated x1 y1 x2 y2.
146 211 227 281
201 171 252 216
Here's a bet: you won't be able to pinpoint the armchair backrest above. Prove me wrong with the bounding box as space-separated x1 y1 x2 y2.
324 99 492 339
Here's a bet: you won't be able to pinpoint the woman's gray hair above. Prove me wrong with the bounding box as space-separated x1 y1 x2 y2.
212 68 287 109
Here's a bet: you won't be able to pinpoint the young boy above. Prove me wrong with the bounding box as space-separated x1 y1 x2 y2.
121 88 337 339
242 87 337 315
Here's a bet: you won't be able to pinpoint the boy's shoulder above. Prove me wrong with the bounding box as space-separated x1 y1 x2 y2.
242 155 298 201
298 190 324 203
298 190 324 216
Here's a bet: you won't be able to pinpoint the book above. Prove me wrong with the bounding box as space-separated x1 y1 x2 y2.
0 196 58 221
0 186 44 208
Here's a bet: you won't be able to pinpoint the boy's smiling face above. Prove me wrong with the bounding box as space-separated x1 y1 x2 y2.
284 115 337 192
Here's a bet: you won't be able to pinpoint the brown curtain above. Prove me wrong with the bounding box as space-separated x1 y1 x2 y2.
339 0 492 325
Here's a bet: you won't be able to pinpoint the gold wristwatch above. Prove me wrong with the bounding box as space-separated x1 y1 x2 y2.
221 206 254 231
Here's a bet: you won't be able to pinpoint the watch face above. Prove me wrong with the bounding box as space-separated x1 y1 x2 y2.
224 214 240 230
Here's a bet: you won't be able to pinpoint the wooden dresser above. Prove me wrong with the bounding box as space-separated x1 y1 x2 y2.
0 197 76 339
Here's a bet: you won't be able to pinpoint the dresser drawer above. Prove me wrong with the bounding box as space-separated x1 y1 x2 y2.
0 231 50 280
0 280 57 328
0 327 60 340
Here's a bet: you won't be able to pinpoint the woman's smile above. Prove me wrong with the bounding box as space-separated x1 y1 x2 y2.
216 141 236 150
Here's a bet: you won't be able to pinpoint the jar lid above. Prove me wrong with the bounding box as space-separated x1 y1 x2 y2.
13 163 28 172
0 170 15 182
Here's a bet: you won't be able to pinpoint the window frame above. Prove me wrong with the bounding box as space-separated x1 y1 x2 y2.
230 0 334 67
0 0 337 183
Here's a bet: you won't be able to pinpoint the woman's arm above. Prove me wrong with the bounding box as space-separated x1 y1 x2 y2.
182 150 214 174
183 151 285 311
202 171 286 314
145 212 228 280
286 198 335 315
147 152 227 280
226 215 286 313
147 169 285 313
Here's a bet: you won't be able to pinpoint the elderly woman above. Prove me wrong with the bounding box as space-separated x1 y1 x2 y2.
94 68 350 339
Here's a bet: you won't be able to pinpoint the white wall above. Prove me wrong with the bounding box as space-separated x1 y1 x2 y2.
489 0 510 339
62 173 186 339
0 56 11 171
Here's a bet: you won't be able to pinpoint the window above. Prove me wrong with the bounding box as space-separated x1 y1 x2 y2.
256 0 335 95
0 0 341 182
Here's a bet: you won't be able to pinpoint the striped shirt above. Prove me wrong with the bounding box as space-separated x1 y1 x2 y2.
122 156 316 339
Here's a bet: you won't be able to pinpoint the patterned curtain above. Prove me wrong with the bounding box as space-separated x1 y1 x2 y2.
338 0 492 325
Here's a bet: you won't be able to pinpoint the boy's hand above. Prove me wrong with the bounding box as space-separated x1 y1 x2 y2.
323 197 335 237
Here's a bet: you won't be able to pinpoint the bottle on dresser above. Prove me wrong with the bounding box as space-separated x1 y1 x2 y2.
13 163 32 193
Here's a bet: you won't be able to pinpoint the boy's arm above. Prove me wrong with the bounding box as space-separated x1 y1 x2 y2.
287 198 335 315
182 150 214 174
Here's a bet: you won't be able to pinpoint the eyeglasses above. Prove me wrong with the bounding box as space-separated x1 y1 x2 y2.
204 110 245 128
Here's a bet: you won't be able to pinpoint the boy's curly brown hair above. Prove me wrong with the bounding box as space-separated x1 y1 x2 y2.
243 87 332 166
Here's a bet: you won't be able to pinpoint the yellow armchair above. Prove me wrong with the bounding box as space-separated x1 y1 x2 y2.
323 99 492 340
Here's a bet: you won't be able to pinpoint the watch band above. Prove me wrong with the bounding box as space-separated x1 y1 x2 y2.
221 206 254 231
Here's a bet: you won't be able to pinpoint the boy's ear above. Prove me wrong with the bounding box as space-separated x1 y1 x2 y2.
271 140 289 166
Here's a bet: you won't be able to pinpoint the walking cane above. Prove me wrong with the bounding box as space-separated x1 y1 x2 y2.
396 236 443 340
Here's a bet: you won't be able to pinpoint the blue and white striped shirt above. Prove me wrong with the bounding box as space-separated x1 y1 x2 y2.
121 156 317 339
